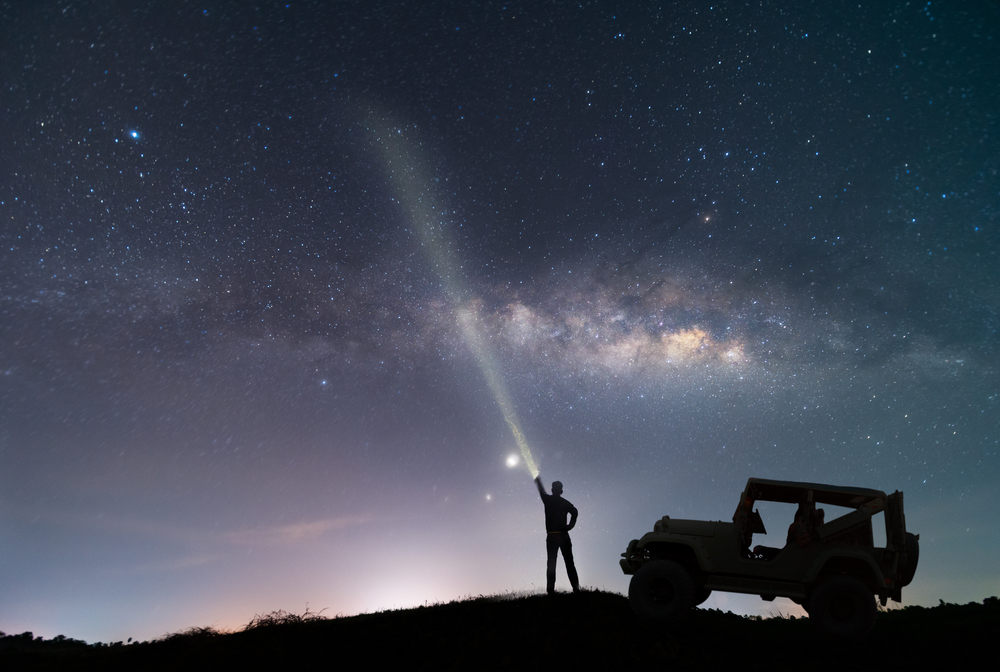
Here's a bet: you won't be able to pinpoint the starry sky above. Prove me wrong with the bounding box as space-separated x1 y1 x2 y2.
2 0 998 643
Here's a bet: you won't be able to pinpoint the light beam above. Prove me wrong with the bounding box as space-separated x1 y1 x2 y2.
370 114 540 478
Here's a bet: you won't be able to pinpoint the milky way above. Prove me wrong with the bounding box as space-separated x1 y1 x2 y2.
1 1 998 642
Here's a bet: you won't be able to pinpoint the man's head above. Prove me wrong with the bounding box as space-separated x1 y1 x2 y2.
551 481 563 495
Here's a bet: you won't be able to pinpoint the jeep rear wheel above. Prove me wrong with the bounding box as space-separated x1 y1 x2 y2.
808 576 877 639
628 560 695 621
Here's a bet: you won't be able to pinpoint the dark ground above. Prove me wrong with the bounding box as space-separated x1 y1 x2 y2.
3 592 997 671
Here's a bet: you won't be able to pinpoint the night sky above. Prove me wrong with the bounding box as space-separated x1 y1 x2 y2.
2 1 998 643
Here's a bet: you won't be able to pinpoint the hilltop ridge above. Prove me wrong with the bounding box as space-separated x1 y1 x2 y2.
3 591 998 671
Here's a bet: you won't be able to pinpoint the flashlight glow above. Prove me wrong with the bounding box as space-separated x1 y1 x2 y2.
457 308 540 478
372 115 540 479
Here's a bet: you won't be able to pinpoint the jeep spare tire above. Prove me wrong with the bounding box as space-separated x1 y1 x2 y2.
808 575 877 639
898 532 919 587
628 560 695 621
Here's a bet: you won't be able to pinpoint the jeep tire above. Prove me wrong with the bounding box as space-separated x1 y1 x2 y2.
808 575 877 639
628 560 696 621
898 532 920 587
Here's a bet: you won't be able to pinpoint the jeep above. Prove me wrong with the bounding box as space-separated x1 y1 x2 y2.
620 478 919 638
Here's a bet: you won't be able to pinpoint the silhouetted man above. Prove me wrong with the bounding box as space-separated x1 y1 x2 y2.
535 476 580 595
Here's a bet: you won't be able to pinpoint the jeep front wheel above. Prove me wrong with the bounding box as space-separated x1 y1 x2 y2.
808 576 877 639
628 560 695 621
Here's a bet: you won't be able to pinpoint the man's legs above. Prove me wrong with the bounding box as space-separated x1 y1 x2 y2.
560 536 580 593
545 535 559 595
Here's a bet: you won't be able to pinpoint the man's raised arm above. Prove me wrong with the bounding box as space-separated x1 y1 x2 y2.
535 475 545 498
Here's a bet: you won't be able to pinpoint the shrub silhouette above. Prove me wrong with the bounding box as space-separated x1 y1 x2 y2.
243 607 328 631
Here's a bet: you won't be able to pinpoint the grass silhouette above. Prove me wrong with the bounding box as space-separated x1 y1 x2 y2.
243 606 328 631
2 592 997 671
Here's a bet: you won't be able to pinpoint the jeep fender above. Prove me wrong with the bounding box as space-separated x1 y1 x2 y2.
638 534 713 572
804 548 886 591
